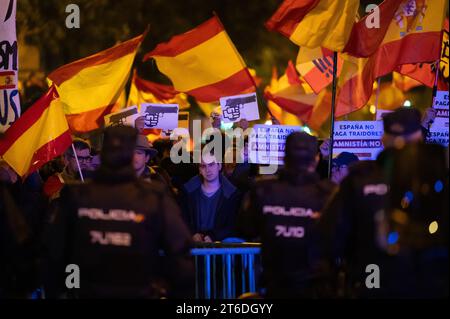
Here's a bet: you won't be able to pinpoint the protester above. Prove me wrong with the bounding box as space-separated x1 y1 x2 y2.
42 139 91 199
318 107 449 298
179 151 241 243
224 138 258 193
43 126 194 298
331 152 359 185
133 135 160 181
238 132 336 298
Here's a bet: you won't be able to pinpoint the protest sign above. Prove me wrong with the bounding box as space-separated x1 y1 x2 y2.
427 91 449 146
333 121 384 160
249 124 302 165
104 106 139 127
141 103 179 130
1 0 20 132
220 92 259 123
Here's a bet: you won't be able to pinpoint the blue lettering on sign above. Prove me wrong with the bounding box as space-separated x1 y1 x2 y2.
1 89 19 126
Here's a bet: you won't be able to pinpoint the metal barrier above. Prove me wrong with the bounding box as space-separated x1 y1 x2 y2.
191 242 262 299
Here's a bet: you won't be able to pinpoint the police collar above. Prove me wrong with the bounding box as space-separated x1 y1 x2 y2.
94 165 137 184
279 168 320 186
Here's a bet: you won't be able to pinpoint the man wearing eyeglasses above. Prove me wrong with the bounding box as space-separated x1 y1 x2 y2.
43 139 92 200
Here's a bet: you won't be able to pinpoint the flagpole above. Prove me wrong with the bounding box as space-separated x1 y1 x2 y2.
71 144 85 182
328 52 338 178
374 77 381 119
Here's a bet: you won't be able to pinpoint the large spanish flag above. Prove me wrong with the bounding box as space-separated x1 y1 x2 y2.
336 0 446 117
0 86 72 177
127 71 190 110
343 0 402 57
143 16 255 103
397 18 449 91
47 35 144 133
266 0 359 52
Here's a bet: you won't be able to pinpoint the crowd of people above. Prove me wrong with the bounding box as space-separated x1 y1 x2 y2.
0 104 448 299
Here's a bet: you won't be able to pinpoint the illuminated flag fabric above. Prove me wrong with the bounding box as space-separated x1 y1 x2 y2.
266 0 359 51
48 35 143 132
296 47 343 94
143 16 255 103
0 86 72 177
343 0 402 57
336 0 447 117
127 71 190 110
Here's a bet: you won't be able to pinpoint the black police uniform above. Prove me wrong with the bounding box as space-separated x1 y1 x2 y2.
0 183 33 298
238 170 336 298
318 144 449 298
45 166 194 298
44 126 194 298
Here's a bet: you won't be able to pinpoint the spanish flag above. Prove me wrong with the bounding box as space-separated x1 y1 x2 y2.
336 0 447 117
143 16 255 103
48 35 144 133
264 61 317 123
127 71 190 110
266 0 359 52
264 63 331 130
397 18 449 91
392 71 423 92
0 86 72 177
296 46 344 94
0 71 16 90
343 0 402 57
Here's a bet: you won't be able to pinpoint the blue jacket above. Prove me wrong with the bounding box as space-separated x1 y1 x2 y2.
179 174 241 241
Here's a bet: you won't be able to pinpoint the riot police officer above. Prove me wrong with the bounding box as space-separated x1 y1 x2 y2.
318 107 449 298
44 126 194 298
238 132 336 298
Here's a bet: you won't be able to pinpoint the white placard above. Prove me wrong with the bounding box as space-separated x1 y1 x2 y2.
427 91 449 147
104 106 139 127
141 103 179 130
1 0 21 132
333 121 384 161
249 124 302 165
220 92 259 123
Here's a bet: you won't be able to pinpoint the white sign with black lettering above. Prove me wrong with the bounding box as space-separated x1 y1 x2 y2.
141 103 179 130
104 106 139 127
1 0 21 132
249 124 302 165
220 92 259 123
427 91 449 146
333 121 384 161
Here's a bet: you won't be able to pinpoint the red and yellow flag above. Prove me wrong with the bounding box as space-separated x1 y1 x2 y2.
48 35 144 133
396 18 449 91
266 0 359 52
343 0 402 57
0 86 72 177
265 62 331 130
296 47 344 94
336 0 447 117
143 16 255 103
265 61 316 123
127 71 190 109
392 71 423 92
